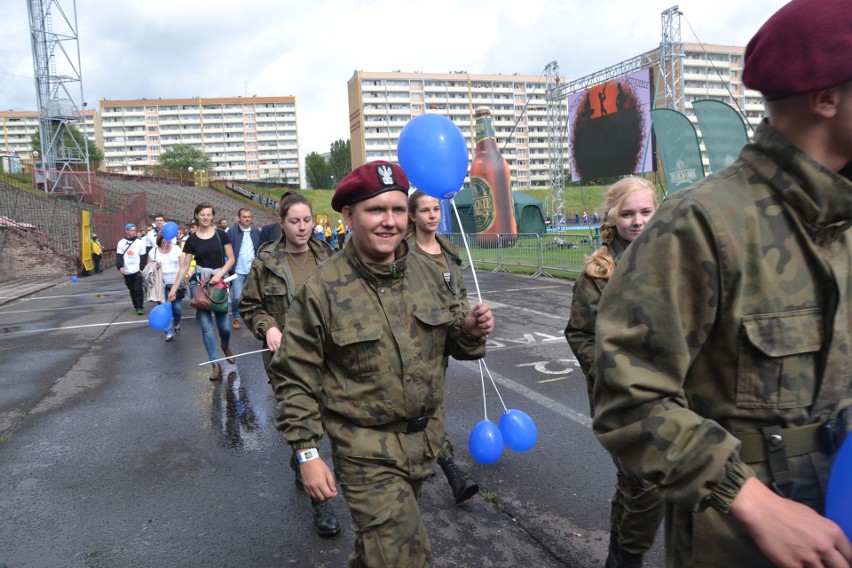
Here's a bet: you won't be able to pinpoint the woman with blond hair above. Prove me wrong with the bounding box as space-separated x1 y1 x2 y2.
565 176 661 568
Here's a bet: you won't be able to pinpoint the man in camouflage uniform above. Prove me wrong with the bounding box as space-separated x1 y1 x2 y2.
592 1 852 566
267 161 494 567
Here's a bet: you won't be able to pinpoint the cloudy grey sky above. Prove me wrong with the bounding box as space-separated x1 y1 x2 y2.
1 0 788 158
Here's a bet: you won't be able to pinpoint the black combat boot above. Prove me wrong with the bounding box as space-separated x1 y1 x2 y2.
438 457 479 504
617 550 644 568
604 532 619 568
604 532 644 568
310 498 341 537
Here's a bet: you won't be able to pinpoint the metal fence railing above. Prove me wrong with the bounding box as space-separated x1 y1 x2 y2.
0 177 148 275
444 231 602 278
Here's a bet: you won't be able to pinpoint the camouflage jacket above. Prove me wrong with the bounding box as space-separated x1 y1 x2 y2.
593 120 852 515
405 233 468 301
237 235 334 345
267 239 486 451
564 237 628 412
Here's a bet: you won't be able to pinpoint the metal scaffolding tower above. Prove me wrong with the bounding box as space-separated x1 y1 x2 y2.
545 6 684 223
27 0 91 195
544 61 568 227
659 5 685 112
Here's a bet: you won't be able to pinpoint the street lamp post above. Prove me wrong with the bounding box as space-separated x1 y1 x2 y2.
188 166 194 187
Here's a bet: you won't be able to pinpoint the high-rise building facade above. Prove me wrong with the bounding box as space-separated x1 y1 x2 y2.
682 43 763 132
97 96 300 183
348 71 568 191
0 110 97 163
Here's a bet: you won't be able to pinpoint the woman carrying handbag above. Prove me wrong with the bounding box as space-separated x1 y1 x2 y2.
168 202 236 380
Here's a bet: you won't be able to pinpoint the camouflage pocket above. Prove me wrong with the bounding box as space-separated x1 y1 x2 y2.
737 309 822 409
413 308 452 360
330 323 389 377
261 279 289 321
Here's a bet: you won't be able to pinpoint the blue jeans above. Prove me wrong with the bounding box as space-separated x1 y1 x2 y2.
229 273 248 318
196 307 231 362
164 282 183 336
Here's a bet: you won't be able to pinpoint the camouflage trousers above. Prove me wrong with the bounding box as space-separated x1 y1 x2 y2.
327 414 441 568
610 463 664 554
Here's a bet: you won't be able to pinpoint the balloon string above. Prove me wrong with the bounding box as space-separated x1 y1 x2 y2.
451 199 482 302
479 359 489 421
481 360 508 413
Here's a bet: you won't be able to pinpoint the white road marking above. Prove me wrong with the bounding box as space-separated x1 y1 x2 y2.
456 359 593 429
0 320 149 336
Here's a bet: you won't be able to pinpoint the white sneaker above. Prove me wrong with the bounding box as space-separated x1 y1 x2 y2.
165 334 174 342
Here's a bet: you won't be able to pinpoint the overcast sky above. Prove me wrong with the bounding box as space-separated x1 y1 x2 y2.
1 0 788 159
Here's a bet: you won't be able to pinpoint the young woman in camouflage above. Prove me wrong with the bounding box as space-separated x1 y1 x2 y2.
237 191 340 537
405 190 479 505
565 177 661 568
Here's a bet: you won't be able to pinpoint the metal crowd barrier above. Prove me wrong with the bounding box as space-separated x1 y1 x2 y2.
443 231 601 279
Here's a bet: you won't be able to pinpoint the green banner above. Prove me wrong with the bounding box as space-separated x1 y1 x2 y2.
693 99 749 174
651 108 705 194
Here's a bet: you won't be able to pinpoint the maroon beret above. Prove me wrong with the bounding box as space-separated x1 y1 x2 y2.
743 0 852 98
331 161 410 212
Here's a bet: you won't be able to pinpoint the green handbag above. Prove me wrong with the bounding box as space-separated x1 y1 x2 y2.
205 280 230 313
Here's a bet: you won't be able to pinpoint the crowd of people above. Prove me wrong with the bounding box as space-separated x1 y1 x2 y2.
96 2 852 565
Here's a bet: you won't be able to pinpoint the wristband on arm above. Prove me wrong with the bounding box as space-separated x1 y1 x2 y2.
296 448 319 464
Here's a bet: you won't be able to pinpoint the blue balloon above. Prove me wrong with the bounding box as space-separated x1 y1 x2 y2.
499 409 538 452
827 432 852 539
162 221 179 241
468 420 504 465
397 114 468 200
148 302 172 331
70 275 78 282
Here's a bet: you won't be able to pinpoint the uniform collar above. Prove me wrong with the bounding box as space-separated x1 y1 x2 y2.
748 119 852 239
344 239 409 283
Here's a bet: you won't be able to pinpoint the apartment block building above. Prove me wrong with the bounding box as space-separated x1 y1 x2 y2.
681 43 763 131
0 110 97 163
348 71 567 191
97 96 300 183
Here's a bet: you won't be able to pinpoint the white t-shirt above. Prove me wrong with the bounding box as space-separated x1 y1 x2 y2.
150 244 184 285
116 237 147 274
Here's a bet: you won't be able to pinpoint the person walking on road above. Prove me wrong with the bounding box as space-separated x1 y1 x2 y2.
406 189 480 505
168 203 235 381
266 162 494 567
238 191 339 537
151 233 185 342
116 223 147 315
592 1 852 566
564 177 661 568
226 207 260 331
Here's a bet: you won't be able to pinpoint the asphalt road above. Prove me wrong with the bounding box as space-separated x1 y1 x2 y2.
0 269 664 568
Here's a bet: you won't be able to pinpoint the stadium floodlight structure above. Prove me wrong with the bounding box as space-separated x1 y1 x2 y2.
545 6 684 224
27 0 91 196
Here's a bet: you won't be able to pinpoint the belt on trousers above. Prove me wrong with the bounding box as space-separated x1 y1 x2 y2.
736 413 849 464
373 416 429 434
735 412 849 498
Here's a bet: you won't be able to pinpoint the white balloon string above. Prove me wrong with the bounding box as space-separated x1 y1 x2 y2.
479 359 489 421
199 348 270 366
451 199 482 302
481 359 508 414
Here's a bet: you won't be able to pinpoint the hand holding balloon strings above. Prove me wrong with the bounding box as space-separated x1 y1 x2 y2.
398 113 537 464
